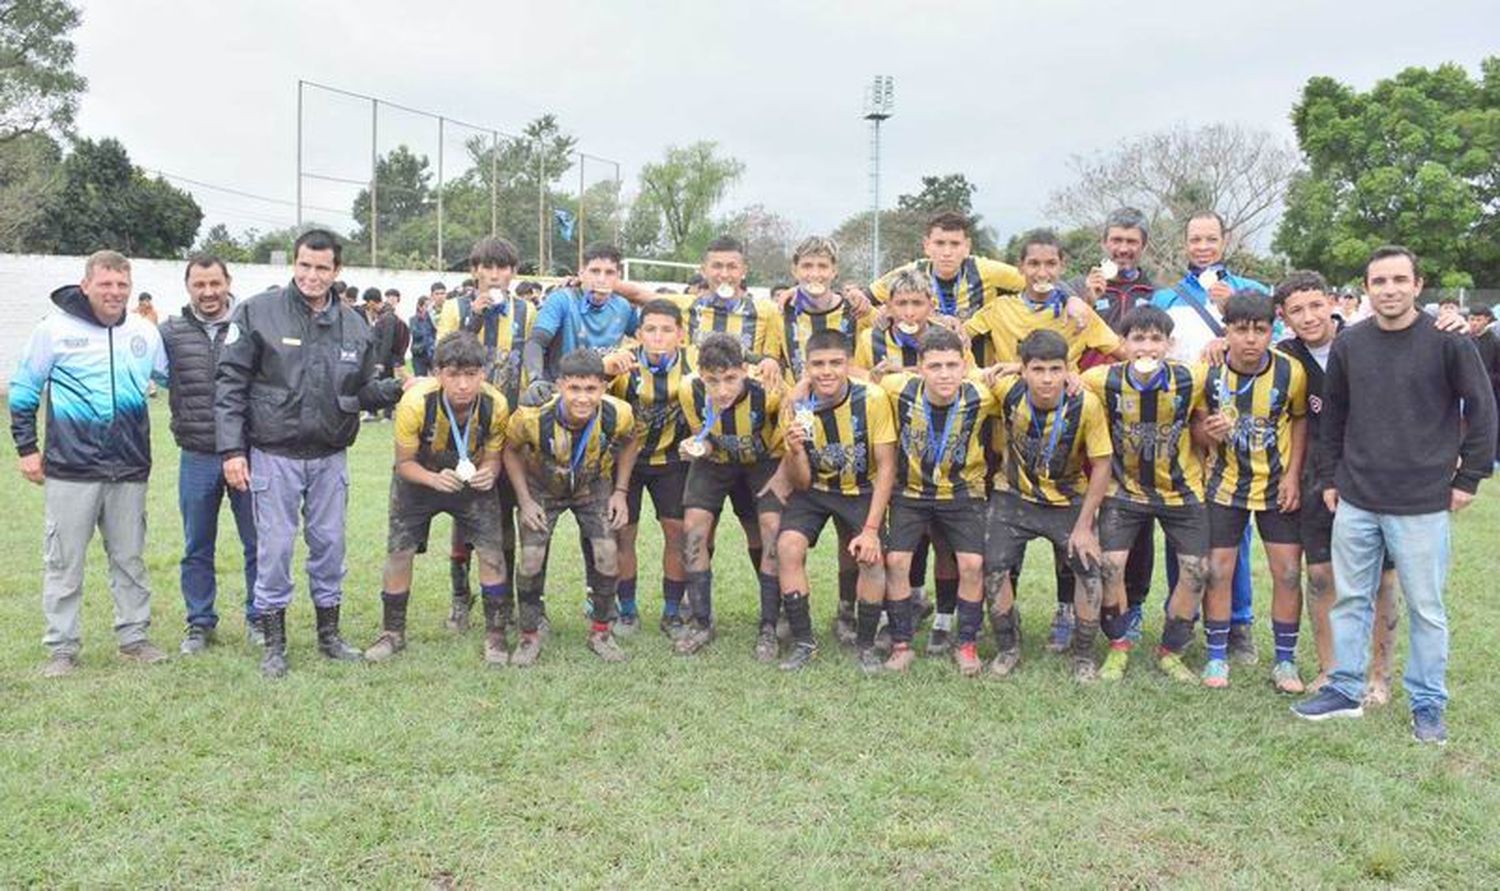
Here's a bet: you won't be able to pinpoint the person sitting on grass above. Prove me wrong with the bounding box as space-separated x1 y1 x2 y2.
364 332 511 666
502 349 639 665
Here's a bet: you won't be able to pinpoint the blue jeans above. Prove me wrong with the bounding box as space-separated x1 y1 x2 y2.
1165 522 1253 624
179 450 257 628
1328 502 1450 711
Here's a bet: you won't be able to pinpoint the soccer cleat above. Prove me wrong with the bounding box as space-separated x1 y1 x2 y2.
674 625 715 656
588 630 628 663
988 648 1020 678
856 647 884 676
955 642 982 677
1124 605 1144 643
779 641 818 671
118 640 169 665
659 612 686 639
884 643 917 673
41 652 78 678
1272 660 1305 694
483 629 509 668
363 630 406 662
1411 707 1448 745
1228 624 1259 665
1201 658 1230 688
511 632 542 668
1291 688 1364 721
445 594 474 633
179 625 215 656
1046 605 1074 653
1072 656 1099 683
753 627 779 664
832 604 857 647
925 628 952 657
1155 649 1197 684
1099 646 1130 681
613 614 640 638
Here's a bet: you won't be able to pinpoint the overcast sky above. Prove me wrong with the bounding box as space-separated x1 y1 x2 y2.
70 0 1495 249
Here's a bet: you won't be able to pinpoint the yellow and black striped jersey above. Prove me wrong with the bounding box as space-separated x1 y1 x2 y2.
679 375 784 465
786 380 896 496
609 347 695 467
394 378 509 470
990 375 1113 506
853 324 975 372
436 294 535 407
504 394 635 496
1081 361 1207 506
879 372 996 500
963 295 1120 369
1200 350 1308 511
780 296 872 379
869 256 1025 321
663 293 785 361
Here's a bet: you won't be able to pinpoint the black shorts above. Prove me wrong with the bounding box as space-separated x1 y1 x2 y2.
518 477 614 550
1208 502 1300 549
984 490 1098 580
1099 498 1209 558
387 477 504 556
683 459 784 518
1300 490 1335 564
626 462 688 525
780 488 879 548
887 496 986 555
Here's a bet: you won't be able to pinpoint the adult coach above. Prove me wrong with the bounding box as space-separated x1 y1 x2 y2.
161 254 260 653
216 229 407 678
10 250 169 677
1293 246 1495 743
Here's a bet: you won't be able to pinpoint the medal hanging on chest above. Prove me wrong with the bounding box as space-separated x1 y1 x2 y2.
443 393 476 485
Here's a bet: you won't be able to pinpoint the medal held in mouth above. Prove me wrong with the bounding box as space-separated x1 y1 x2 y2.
442 393 476 486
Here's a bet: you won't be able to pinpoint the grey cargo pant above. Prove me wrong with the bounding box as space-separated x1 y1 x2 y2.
249 448 350 612
41 479 153 656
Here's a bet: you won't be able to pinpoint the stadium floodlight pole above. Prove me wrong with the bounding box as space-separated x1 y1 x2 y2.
613 160 622 245
578 153 585 274
863 75 894 282
370 98 379 268
537 136 545 272
295 80 303 230
490 131 499 236
437 116 445 270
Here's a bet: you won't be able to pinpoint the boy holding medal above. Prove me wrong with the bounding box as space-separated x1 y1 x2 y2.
1194 292 1308 690
676 334 787 657
502 349 640 665
365 332 512 665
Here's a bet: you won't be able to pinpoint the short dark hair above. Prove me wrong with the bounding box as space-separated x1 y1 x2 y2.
1119 305 1174 338
430 281 447 294
138 293 152 302
515 281 541 298
917 326 965 359
468 236 520 270
1223 291 1276 325
1438 296 1461 308
926 210 970 236
1017 228 1065 262
434 331 487 369
557 348 608 381
697 333 746 371
705 235 745 256
362 287 383 303
1185 210 1227 235
1019 329 1068 365
417 295 429 309
639 298 683 327
184 252 230 282
384 288 400 299
1273 270 1329 307
294 229 343 264
582 243 622 268
805 329 852 357
1469 304 1495 320
686 273 708 289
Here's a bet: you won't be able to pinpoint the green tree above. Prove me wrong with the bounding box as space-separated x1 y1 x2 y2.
351 145 434 252
1274 57 1500 287
193 222 252 263
0 129 59 249
719 204 796 286
0 0 87 141
631 142 744 261
831 173 1002 280
31 137 201 257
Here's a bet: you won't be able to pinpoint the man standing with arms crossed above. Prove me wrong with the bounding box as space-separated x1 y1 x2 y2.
216 229 408 678
1293 246 1495 743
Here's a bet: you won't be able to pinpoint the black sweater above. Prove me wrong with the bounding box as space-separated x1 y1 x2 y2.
1317 316 1497 514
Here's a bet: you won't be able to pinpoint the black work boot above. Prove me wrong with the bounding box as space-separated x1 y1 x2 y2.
260 609 288 679
315 605 363 661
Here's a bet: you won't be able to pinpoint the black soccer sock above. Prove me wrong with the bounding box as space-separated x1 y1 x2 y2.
782 591 813 644
481 583 511 632
1101 605 1129 642
748 546 764 574
838 567 858 607
757 573 781 630
855 601 882 648
957 599 984 645
887 597 914 645
908 538 930 589
381 591 410 633
518 588 544 634
1054 543 1075 605
992 607 1019 653
1072 618 1100 660
686 570 714 629
1161 616 1195 654
933 577 959 631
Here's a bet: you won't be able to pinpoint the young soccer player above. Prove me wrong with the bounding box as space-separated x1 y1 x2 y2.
777 330 897 673
677 333 788 657
1195 292 1308 690
502 349 639 665
604 299 695 635
1081 306 1210 682
365 332 512 665
977 330 1114 681
878 327 993 672
866 210 1026 322
522 243 638 393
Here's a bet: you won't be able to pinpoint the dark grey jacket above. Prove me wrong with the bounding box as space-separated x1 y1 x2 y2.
215 283 402 459
161 301 234 454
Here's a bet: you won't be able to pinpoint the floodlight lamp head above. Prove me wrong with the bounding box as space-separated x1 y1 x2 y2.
863 75 894 121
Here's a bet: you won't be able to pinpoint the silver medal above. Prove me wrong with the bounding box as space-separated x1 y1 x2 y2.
1099 259 1119 280
1197 268 1220 290
454 458 476 483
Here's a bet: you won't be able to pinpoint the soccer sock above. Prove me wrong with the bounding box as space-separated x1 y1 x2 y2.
757 573 780 630
957 600 984 645
748 546 763 574
1273 620 1299 664
909 543 929 589
1072 618 1100 660
480 582 511 632
855 601 882 648
1054 551 1075 605
992 607 1019 653
1160 616 1195 654
838 567 857 607
449 554 471 598
1101 605 1129 643
662 578 686 617
782 591 813 644
1205 618 1232 662
934 577 958 631
616 577 638 618
887 597 914 644
381 591 409 633
518 588 544 633
686 570 713 629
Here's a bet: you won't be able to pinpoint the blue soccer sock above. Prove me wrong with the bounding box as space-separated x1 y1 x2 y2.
662 578 686 617
1272 620 1299 664
1205 619 1231 662
616 577 638 618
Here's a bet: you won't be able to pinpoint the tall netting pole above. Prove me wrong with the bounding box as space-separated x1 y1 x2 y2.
437 116 445 269
370 98 379 268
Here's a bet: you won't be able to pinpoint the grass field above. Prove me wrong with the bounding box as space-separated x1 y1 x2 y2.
1 400 1497 887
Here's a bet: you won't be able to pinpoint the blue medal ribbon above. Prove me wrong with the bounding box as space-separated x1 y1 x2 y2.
923 389 960 463
693 392 721 445
1217 353 1268 409
555 403 599 486
1026 391 1066 472
1025 287 1067 318
930 270 959 317
441 392 474 460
